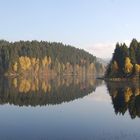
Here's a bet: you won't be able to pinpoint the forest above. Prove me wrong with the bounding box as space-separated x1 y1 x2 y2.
105 39 140 79
0 40 104 76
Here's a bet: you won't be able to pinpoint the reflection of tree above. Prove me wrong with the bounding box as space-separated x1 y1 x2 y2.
0 76 103 106
106 81 140 119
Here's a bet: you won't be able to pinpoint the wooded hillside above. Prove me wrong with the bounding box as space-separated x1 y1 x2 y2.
0 40 104 76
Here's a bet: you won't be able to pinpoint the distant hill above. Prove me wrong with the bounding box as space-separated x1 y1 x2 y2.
97 58 110 66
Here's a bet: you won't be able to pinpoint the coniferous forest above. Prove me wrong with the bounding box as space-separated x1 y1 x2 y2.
0 40 104 76
105 39 140 80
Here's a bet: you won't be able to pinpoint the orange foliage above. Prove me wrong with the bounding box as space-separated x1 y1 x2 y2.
135 64 140 73
19 56 31 71
13 62 18 72
124 57 133 73
124 87 132 102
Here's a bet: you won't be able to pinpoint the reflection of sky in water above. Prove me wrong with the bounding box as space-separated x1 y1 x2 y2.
0 84 140 140
86 85 111 102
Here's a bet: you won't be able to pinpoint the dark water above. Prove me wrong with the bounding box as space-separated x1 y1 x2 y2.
0 76 140 140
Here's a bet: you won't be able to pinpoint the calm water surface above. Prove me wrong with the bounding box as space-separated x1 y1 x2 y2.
0 76 140 140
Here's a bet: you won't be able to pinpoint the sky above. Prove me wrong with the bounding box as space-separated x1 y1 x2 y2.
0 0 140 58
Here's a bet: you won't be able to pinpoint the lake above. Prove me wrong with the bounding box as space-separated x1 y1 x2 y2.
0 76 140 140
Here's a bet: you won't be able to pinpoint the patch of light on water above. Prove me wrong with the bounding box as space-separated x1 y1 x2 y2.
86 84 112 103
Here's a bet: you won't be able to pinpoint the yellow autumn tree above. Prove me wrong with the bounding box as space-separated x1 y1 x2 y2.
42 56 48 67
31 58 36 66
124 57 133 73
24 56 31 70
19 56 31 71
35 58 40 74
13 62 18 72
135 64 140 73
19 57 24 70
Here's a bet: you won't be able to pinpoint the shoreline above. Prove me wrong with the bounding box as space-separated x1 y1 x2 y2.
96 77 139 82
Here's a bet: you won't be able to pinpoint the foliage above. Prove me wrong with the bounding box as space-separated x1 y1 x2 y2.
0 40 104 75
105 39 140 78
124 57 133 74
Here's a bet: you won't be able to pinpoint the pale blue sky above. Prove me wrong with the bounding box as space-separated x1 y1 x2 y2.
0 0 140 58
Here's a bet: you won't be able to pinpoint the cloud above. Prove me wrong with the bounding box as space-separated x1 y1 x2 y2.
85 40 131 59
85 42 115 59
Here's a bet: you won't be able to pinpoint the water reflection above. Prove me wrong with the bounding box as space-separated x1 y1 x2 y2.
106 81 140 119
0 76 103 106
